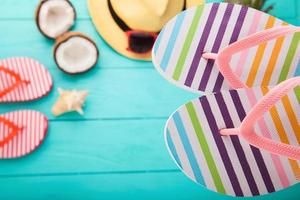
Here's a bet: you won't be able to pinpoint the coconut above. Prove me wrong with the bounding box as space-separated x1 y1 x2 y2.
36 0 76 39
54 32 99 74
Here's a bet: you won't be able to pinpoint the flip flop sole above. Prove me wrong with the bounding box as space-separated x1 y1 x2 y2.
165 87 300 196
0 57 53 102
153 3 300 93
0 110 48 159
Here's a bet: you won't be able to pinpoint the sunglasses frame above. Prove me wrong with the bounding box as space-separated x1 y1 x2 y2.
125 30 158 54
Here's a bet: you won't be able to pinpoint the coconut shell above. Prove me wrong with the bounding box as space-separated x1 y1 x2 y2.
35 0 76 39
53 32 99 74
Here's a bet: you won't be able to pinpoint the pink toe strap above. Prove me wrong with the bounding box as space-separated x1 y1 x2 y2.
0 116 23 147
220 77 300 160
0 66 30 98
203 25 300 89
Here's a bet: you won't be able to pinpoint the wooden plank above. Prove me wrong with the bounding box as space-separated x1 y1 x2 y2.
0 0 217 20
0 172 222 200
0 67 197 119
0 171 299 200
0 20 153 69
297 0 300 25
266 0 297 19
1 0 298 26
0 119 177 175
0 0 90 20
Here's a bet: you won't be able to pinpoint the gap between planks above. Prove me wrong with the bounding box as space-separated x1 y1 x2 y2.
0 169 180 178
50 116 168 122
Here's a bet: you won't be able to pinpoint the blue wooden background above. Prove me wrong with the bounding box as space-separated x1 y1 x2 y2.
0 0 299 199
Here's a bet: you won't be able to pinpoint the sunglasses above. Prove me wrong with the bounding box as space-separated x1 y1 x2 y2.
125 31 158 54
108 0 187 55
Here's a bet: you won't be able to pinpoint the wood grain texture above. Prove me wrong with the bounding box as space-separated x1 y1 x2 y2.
1 172 300 200
0 20 153 68
0 68 197 119
0 0 299 199
0 120 176 175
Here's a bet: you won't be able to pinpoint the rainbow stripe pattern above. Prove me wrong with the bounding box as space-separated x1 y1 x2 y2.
165 87 300 196
152 3 300 93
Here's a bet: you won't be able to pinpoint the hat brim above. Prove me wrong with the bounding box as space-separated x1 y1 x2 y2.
88 0 204 61
88 0 152 61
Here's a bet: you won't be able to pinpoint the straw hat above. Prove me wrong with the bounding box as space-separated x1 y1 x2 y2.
88 0 204 61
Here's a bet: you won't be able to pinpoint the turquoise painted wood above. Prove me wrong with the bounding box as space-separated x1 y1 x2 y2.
0 0 299 199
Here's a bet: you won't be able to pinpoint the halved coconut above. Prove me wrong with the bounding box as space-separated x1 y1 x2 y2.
36 0 76 39
54 32 99 74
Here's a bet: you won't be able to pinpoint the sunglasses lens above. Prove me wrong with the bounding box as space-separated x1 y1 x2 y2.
128 32 156 53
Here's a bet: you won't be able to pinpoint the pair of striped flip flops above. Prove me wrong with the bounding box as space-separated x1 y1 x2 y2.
152 3 300 197
0 57 52 159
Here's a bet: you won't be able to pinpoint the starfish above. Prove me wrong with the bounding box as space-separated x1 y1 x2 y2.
52 88 88 116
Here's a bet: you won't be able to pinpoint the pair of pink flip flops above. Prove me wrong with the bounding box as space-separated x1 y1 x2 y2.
0 57 52 159
153 3 300 197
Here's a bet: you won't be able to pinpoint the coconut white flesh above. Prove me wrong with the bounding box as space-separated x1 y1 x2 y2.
55 37 98 73
39 0 75 38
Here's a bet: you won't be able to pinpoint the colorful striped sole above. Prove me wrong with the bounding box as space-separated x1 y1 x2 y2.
165 87 300 196
152 3 300 93
0 110 48 159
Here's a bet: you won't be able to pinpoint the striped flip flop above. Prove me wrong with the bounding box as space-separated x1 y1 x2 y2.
0 110 48 159
0 57 53 102
165 77 300 197
152 3 300 93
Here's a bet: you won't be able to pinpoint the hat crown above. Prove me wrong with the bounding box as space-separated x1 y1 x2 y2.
142 0 169 16
110 0 185 32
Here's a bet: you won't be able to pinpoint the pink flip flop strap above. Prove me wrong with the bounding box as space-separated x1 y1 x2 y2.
220 77 300 160
0 116 23 147
0 66 30 98
203 25 300 89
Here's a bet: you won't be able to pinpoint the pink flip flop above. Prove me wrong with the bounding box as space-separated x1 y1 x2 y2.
0 57 53 102
0 110 48 159
165 78 300 197
152 3 299 93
